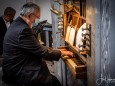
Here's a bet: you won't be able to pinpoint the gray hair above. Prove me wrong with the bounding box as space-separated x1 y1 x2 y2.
20 2 40 16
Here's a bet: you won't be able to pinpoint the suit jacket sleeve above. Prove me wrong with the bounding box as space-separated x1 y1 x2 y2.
19 28 61 61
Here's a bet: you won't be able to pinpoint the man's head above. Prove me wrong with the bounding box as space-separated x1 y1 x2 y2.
3 7 16 22
20 2 40 24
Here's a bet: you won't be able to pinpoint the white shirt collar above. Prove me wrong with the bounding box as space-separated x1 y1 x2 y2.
3 17 10 29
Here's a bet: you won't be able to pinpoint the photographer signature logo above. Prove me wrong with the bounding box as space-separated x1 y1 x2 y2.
96 78 115 85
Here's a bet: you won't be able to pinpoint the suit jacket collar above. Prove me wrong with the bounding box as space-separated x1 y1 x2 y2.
15 17 29 27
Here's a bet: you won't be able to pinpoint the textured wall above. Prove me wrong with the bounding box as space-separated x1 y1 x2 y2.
35 0 52 24
87 0 115 86
109 0 115 86
0 0 26 18
86 0 101 86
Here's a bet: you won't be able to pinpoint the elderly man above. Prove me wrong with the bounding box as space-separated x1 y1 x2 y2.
2 2 73 86
0 7 16 56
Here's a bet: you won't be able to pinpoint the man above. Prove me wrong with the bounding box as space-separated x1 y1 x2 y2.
0 7 16 56
2 2 73 86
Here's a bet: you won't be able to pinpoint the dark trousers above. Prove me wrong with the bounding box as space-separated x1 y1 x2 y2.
2 75 62 86
24 74 62 86
51 75 62 86
2 61 62 86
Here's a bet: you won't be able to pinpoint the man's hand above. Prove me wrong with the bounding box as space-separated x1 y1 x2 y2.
60 50 74 57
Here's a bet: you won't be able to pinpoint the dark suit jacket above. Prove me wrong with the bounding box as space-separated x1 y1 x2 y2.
2 17 61 86
0 17 7 55
0 17 13 55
